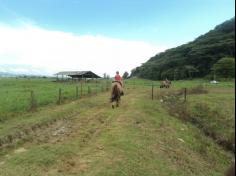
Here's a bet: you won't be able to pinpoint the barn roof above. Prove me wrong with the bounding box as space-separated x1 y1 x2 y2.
55 71 101 78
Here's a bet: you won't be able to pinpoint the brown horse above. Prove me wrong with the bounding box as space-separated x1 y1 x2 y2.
111 83 121 109
160 80 171 88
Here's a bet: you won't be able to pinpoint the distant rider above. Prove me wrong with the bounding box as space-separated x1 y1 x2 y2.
111 71 124 99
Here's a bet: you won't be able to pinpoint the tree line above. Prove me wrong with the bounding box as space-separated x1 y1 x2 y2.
131 17 235 80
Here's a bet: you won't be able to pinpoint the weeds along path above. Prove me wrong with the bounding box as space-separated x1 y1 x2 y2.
0 87 233 176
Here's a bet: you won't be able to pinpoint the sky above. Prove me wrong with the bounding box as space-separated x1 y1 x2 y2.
0 0 235 76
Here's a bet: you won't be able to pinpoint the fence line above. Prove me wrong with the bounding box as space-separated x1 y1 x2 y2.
0 82 111 116
151 85 188 102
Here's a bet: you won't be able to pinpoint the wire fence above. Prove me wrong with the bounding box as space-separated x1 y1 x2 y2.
0 80 112 119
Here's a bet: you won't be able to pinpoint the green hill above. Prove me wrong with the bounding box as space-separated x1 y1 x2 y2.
131 17 235 80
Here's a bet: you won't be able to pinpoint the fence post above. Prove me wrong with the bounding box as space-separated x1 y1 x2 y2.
76 86 79 99
88 86 91 95
184 88 187 102
58 88 62 104
95 80 98 95
29 90 37 111
151 83 154 100
156 85 159 99
80 81 83 97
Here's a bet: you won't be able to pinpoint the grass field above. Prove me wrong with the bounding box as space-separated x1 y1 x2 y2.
0 77 110 120
0 78 235 176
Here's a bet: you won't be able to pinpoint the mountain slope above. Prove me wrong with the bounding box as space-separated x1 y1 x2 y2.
131 17 235 80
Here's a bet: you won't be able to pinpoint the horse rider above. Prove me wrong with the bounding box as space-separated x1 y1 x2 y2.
111 71 124 98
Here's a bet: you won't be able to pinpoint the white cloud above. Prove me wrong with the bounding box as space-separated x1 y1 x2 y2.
0 23 167 76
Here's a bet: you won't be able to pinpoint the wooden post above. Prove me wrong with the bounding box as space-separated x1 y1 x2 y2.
88 86 91 95
106 80 109 91
80 81 83 97
29 90 37 111
30 90 34 103
151 84 154 100
184 88 187 102
156 86 158 99
95 79 98 95
58 88 62 104
76 86 79 99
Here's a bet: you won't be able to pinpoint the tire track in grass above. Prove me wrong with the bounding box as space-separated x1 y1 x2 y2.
0 90 134 175
47 90 146 176
40 89 135 175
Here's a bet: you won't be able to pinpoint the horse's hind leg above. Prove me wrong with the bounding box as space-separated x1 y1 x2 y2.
112 101 115 109
116 98 120 107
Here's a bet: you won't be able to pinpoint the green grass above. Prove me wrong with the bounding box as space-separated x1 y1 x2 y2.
0 78 234 176
187 87 235 151
0 77 110 120
153 80 235 152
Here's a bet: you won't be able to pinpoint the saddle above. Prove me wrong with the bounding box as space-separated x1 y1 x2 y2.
111 81 124 96
112 80 123 87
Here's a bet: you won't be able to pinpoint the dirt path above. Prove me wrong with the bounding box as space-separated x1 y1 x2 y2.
43 91 136 175
0 89 135 173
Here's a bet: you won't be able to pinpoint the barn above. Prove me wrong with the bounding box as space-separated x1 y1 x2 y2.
55 71 101 81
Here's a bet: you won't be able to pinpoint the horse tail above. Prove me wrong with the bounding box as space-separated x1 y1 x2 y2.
113 84 118 93
112 84 118 102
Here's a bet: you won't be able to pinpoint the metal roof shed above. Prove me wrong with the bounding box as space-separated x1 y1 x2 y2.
55 71 101 80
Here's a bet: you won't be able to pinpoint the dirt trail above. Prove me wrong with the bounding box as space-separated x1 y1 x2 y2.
0 89 134 168
44 90 138 175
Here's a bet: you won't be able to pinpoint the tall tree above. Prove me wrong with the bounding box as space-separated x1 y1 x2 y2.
122 71 129 79
211 57 235 78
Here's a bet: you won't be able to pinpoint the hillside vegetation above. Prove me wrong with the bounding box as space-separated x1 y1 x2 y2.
131 17 235 80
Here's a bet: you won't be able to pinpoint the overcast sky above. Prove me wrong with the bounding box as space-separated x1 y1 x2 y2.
0 0 235 76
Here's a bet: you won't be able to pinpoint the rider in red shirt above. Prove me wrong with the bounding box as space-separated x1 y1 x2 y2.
114 71 122 81
112 71 124 96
